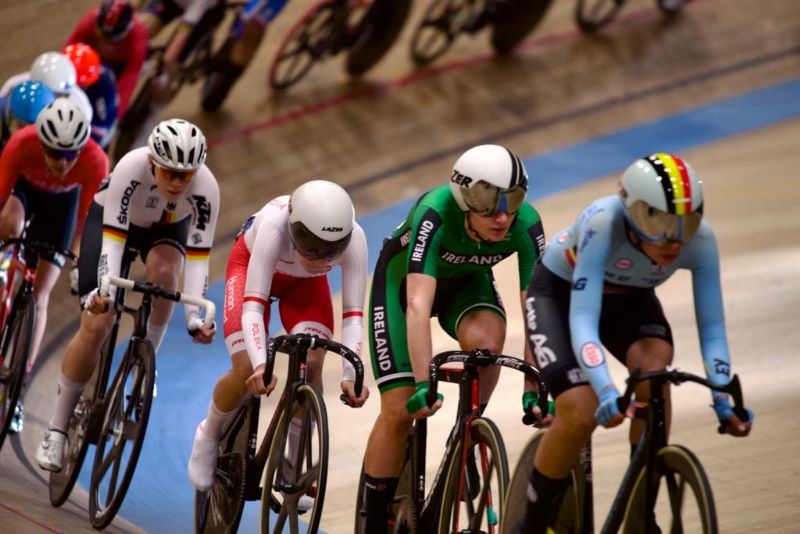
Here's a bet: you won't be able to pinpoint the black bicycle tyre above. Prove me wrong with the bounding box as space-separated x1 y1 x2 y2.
88 340 156 529
194 402 250 534
48 333 113 507
437 417 509 534
353 448 416 533
0 295 33 451
200 39 239 113
110 79 153 166
345 0 413 76
259 384 329 534
622 444 717 534
491 0 555 55
409 0 478 68
268 0 338 91
501 430 584 534
575 0 625 33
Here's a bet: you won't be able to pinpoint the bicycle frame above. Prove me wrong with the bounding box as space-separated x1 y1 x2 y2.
410 350 549 532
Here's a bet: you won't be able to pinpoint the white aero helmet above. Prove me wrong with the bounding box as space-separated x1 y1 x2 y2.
289 180 355 260
148 118 207 171
619 153 704 244
30 52 77 95
36 97 91 152
450 144 528 215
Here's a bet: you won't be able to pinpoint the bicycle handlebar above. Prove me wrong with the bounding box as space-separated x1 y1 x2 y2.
0 237 78 263
617 368 750 432
427 349 549 416
99 275 216 329
264 333 365 400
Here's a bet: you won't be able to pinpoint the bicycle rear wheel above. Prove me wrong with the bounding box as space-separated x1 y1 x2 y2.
110 79 153 165
260 384 328 533
346 0 413 76
0 294 33 451
194 400 251 533
268 0 338 91
491 0 555 55
88 340 156 529
410 0 481 68
438 417 509 533
575 0 625 33
501 430 584 534
622 444 717 534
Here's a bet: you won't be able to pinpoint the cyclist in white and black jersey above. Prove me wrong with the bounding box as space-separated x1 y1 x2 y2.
187 180 370 494
35 118 219 473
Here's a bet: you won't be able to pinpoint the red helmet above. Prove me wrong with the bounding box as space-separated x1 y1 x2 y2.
96 0 134 41
62 43 102 88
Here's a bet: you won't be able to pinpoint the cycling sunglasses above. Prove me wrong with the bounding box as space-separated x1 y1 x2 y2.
42 145 81 161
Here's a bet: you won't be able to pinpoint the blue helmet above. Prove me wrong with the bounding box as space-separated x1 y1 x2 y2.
7 81 56 126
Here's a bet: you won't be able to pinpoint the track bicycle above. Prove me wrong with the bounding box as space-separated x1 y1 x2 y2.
354 349 550 534
194 332 365 533
0 237 77 451
502 367 750 533
267 0 412 91
409 0 555 68
575 0 687 34
46 266 216 529
110 0 246 163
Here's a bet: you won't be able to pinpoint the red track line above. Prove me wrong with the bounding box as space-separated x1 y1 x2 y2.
0 500 64 534
207 3 688 148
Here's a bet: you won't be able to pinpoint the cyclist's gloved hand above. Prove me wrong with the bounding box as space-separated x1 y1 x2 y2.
69 265 79 295
595 387 625 428
713 393 753 437
405 381 443 417
187 315 216 344
521 391 555 427
83 288 111 315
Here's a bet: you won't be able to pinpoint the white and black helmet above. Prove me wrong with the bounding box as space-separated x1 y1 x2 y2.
450 144 529 216
289 180 355 261
36 96 90 151
148 118 207 171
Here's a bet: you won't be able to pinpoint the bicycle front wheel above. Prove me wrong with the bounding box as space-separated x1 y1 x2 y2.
438 417 509 534
260 383 329 533
268 0 338 91
409 0 478 68
501 430 585 534
622 444 717 534
346 0 413 76
0 294 33 451
575 0 625 33
88 340 156 529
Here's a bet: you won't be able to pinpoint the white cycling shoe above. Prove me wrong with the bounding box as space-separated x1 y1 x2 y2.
188 420 218 492
36 429 67 472
298 494 314 513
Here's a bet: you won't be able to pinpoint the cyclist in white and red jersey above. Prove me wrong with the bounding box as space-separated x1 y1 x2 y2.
0 97 107 434
187 179 370 494
35 118 219 472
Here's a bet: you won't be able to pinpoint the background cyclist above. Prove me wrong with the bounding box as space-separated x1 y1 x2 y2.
518 153 754 533
0 80 55 154
359 144 546 533
34 118 219 472
65 0 149 121
187 179 370 498
0 52 95 135
62 43 120 150
0 98 108 434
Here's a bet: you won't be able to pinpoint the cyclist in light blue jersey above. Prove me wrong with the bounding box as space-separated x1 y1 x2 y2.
517 153 754 533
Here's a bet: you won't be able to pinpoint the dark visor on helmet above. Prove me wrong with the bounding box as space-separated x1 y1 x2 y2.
461 181 526 216
627 201 703 244
290 221 352 261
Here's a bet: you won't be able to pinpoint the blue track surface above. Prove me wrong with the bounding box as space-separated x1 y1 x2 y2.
84 78 800 533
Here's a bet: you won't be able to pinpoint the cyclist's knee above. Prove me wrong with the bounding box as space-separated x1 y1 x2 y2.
554 387 598 435
79 310 115 341
378 389 415 428
627 337 673 372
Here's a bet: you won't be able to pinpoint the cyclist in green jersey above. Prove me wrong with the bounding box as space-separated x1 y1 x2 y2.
359 144 546 532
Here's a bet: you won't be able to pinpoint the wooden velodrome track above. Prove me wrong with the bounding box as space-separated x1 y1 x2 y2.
1 0 799 532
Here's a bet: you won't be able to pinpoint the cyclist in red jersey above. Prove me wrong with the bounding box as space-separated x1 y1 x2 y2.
66 0 148 119
0 97 108 433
